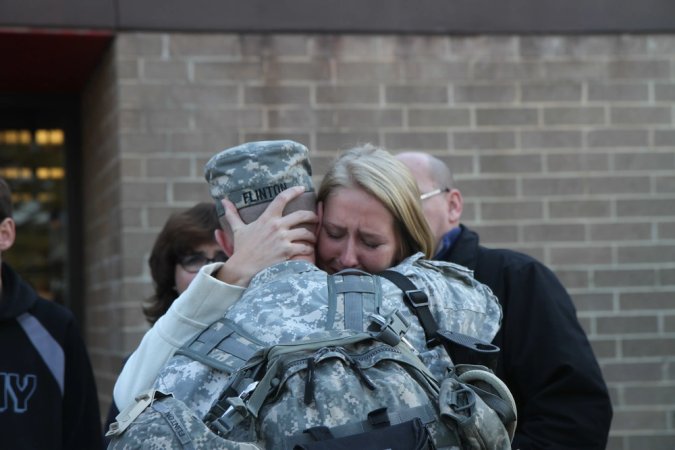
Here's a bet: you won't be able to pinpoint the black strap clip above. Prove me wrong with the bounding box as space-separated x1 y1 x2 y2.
404 289 429 308
436 329 500 371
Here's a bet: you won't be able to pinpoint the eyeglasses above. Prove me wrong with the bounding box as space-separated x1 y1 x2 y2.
420 187 450 201
178 252 228 273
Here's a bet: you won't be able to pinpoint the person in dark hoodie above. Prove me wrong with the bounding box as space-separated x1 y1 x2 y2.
0 177 103 450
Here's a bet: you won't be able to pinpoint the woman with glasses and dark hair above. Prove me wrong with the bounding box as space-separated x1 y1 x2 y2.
144 202 226 325
104 201 225 440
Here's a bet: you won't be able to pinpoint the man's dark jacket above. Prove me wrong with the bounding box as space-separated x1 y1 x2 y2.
0 263 103 450
437 225 612 449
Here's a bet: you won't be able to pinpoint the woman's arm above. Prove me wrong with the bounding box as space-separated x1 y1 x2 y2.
113 264 245 411
113 188 318 412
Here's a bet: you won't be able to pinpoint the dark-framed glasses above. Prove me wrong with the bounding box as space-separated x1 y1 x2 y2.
179 252 228 273
420 187 450 201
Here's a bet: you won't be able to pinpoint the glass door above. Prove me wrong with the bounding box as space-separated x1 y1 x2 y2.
0 97 82 325
0 127 67 302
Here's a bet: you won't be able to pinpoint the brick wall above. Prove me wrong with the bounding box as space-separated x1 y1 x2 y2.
84 32 675 448
81 47 126 412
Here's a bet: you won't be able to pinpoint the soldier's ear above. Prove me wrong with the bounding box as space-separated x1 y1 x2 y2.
214 229 234 257
0 217 16 252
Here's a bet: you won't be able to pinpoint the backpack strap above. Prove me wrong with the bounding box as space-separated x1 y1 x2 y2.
328 269 381 331
378 270 501 370
175 317 263 373
287 404 439 448
377 270 440 348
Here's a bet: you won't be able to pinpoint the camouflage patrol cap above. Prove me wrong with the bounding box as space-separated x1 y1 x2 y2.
204 140 316 223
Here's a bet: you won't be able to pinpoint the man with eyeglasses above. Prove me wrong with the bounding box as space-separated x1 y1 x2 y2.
396 152 613 450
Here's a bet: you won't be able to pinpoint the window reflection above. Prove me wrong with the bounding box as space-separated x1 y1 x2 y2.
0 128 67 303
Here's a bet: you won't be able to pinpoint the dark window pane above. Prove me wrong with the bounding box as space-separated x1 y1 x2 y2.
0 128 67 303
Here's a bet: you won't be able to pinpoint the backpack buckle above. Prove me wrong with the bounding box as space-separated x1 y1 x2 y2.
106 389 167 437
404 289 428 308
208 381 259 438
367 310 413 351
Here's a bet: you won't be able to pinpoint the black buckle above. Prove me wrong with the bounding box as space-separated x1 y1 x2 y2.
404 289 428 308
367 407 390 428
426 336 441 348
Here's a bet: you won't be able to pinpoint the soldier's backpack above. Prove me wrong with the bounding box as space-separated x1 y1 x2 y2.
108 268 516 449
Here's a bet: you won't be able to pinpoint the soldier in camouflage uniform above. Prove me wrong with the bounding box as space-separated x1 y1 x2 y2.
109 141 513 449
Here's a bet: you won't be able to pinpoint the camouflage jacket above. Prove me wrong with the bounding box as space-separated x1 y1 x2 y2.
154 252 502 419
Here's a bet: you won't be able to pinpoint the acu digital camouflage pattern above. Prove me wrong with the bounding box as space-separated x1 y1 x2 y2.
108 394 264 450
204 140 314 216
110 253 507 449
151 253 500 416
440 377 512 449
108 335 465 450
253 330 459 448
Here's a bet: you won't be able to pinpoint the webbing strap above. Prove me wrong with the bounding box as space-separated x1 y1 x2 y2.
329 270 379 332
215 336 258 362
344 293 363 331
377 270 440 348
467 383 516 426
176 318 261 373
152 400 195 449
286 404 441 447
195 322 234 353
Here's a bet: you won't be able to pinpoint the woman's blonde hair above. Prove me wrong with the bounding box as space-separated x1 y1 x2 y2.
318 144 435 262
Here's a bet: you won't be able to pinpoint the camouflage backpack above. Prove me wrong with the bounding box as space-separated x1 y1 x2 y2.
108 265 516 449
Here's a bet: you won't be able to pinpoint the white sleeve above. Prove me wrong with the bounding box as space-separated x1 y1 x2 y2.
113 262 245 411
